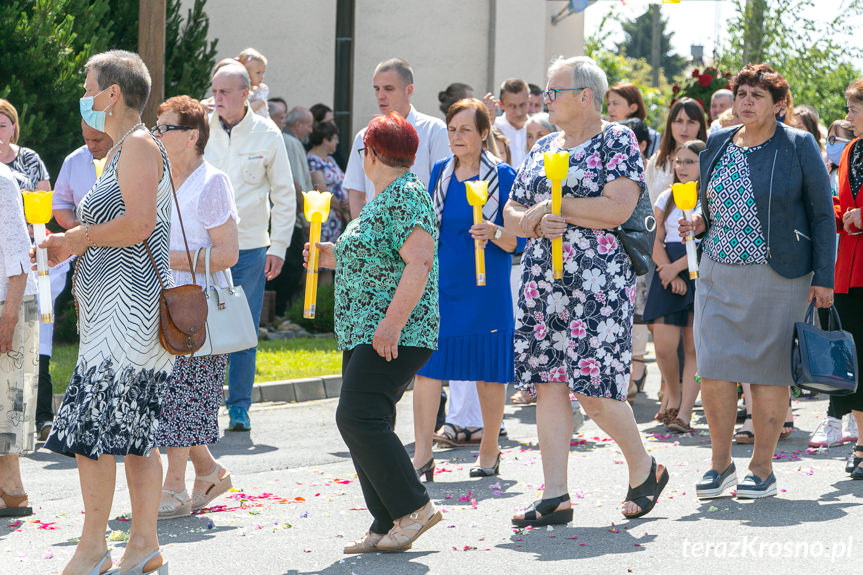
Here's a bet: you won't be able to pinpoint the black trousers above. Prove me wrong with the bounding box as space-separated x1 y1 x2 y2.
336 344 432 534
37 354 54 425
828 288 863 417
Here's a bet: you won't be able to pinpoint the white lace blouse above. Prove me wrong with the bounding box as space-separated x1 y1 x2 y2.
170 160 239 289
0 164 37 301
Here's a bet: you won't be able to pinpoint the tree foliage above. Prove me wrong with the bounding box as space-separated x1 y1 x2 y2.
0 0 217 178
717 0 863 123
616 6 687 81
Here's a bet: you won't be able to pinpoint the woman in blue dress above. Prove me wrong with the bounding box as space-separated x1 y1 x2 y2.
412 98 523 479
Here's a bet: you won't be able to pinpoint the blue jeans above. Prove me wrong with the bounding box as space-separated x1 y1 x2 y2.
226 247 268 410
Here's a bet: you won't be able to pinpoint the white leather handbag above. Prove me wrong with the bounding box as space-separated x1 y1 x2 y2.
193 247 258 357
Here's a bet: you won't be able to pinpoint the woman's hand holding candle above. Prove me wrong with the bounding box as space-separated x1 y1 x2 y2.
543 151 569 280
671 181 699 280
302 190 333 319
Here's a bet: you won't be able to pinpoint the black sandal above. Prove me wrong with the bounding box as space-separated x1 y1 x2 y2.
850 446 863 478
734 414 754 445
511 493 572 527
632 358 648 393
622 457 668 519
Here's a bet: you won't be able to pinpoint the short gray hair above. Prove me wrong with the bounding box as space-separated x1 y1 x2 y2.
525 112 557 133
711 88 733 103
213 62 250 91
547 56 608 113
285 106 310 127
85 50 151 113
374 58 413 87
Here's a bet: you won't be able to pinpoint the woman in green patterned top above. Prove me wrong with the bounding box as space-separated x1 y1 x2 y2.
304 112 441 554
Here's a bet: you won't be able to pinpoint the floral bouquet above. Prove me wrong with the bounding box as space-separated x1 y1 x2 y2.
671 67 733 111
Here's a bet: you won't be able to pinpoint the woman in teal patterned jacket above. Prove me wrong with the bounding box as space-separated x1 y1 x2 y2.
304 112 441 554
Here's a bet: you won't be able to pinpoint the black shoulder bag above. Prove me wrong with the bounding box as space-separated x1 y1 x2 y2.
791 301 858 395
600 124 656 276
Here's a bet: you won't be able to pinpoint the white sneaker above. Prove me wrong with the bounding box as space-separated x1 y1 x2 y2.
808 416 843 447
842 413 858 444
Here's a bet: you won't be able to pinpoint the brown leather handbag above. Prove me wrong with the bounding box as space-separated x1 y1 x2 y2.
144 176 208 356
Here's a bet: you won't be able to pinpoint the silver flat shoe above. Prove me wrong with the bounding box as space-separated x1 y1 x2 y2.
104 549 167 574
87 551 112 575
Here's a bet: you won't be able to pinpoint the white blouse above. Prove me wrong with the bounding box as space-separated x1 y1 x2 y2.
0 164 37 301
170 160 239 289
645 153 675 205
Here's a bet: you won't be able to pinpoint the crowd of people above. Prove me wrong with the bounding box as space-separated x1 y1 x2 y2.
0 41 861 572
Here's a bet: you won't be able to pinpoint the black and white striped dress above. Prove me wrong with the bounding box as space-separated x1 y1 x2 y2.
45 133 176 459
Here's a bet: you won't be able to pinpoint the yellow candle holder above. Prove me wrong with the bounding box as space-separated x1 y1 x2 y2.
94 158 107 179
672 181 699 280
21 190 55 323
302 190 332 319
465 180 489 287
543 151 569 280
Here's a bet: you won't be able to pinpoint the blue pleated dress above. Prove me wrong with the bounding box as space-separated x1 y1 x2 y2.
417 159 523 384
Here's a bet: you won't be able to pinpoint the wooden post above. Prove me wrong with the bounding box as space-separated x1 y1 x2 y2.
139 0 166 127
743 0 766 64
650 5 661 87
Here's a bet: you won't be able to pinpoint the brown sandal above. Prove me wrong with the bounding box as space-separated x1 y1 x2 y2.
433 424 482 447
0 489 32 517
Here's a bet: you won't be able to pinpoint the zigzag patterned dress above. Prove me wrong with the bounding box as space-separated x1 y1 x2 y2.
45 132 176 459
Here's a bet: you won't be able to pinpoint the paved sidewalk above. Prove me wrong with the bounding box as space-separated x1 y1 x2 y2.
5 370 862 574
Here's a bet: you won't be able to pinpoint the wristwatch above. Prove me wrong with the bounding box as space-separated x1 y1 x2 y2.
493 225 503 240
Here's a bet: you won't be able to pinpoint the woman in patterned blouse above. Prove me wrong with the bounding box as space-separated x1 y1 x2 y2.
304 113 441 553
682 64 835 500
0 99 51 192
504 56 668 526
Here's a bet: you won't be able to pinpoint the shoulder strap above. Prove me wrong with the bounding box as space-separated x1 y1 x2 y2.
143 149 197 287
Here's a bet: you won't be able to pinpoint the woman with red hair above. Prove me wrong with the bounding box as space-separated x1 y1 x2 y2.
305 112 441 553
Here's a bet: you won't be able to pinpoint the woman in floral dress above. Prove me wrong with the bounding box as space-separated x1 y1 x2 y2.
504 56 668 527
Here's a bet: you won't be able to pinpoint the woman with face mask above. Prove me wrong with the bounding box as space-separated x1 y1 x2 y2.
825 120 855 195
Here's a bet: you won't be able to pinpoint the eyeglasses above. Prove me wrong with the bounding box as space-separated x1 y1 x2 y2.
827 136 851 145
542 87 586 103
357 146 377 159
674 159 697 167
150 124 193 135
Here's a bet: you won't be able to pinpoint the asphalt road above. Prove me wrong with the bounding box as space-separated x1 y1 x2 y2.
3 369 861 575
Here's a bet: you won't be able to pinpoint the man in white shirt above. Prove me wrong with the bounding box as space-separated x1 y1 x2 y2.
344 58 449 219
708 89 734 134
490 78 529 168
205 63 296 431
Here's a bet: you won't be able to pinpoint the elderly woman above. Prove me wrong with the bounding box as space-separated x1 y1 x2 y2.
0 99 51 192
306 112 440 553
151 96 238 520
605 83 662 157
39 50 172 574
827 79 863 479
412 98 522 478
681 64 835 500
525 113 557 153
0 164 38 518
307 121 349 243
504 56 668 526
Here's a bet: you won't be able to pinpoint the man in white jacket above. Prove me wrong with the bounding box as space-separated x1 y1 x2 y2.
205 63 296 431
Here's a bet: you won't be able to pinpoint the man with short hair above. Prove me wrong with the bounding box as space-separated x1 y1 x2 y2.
491 78 529 167
344 57 449 219
268 97 288 130
708 88 734 134
285 106 314 145
205 63 296 431
528 83 544 114
53 120 113 229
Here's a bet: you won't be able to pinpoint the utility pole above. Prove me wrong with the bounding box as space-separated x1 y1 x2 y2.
743 0 766 64
138 0 166 127
650 4 661 87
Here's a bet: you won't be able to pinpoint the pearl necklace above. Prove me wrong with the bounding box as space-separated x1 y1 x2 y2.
106 122 145 159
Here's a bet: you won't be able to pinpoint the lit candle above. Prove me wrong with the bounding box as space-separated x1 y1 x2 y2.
302 190 332 319
672 181 699 279
543 150 569 280
465 180 489 286
21 190 55 323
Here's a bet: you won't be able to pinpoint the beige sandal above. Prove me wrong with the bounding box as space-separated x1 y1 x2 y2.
343 531 389 554
191 464 232 512
510 390 536 405
0 489 32 517
376 501 442 552
158 489 191 520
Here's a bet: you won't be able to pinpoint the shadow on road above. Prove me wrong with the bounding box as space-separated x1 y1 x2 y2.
283 550 436 574
675 497 862 527
498 524 659 560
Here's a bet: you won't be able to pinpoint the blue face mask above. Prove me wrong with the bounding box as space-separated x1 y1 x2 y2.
80 88 112 132
826 140 849 167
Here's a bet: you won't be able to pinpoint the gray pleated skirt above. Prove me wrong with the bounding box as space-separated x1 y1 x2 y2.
694 256 812 387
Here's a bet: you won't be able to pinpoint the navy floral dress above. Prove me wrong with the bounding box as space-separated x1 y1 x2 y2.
511 124 646 401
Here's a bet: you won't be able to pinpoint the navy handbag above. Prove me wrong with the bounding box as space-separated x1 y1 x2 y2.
791 301 858 395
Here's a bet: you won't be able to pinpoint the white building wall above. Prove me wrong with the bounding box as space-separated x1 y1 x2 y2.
184 0 584 135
